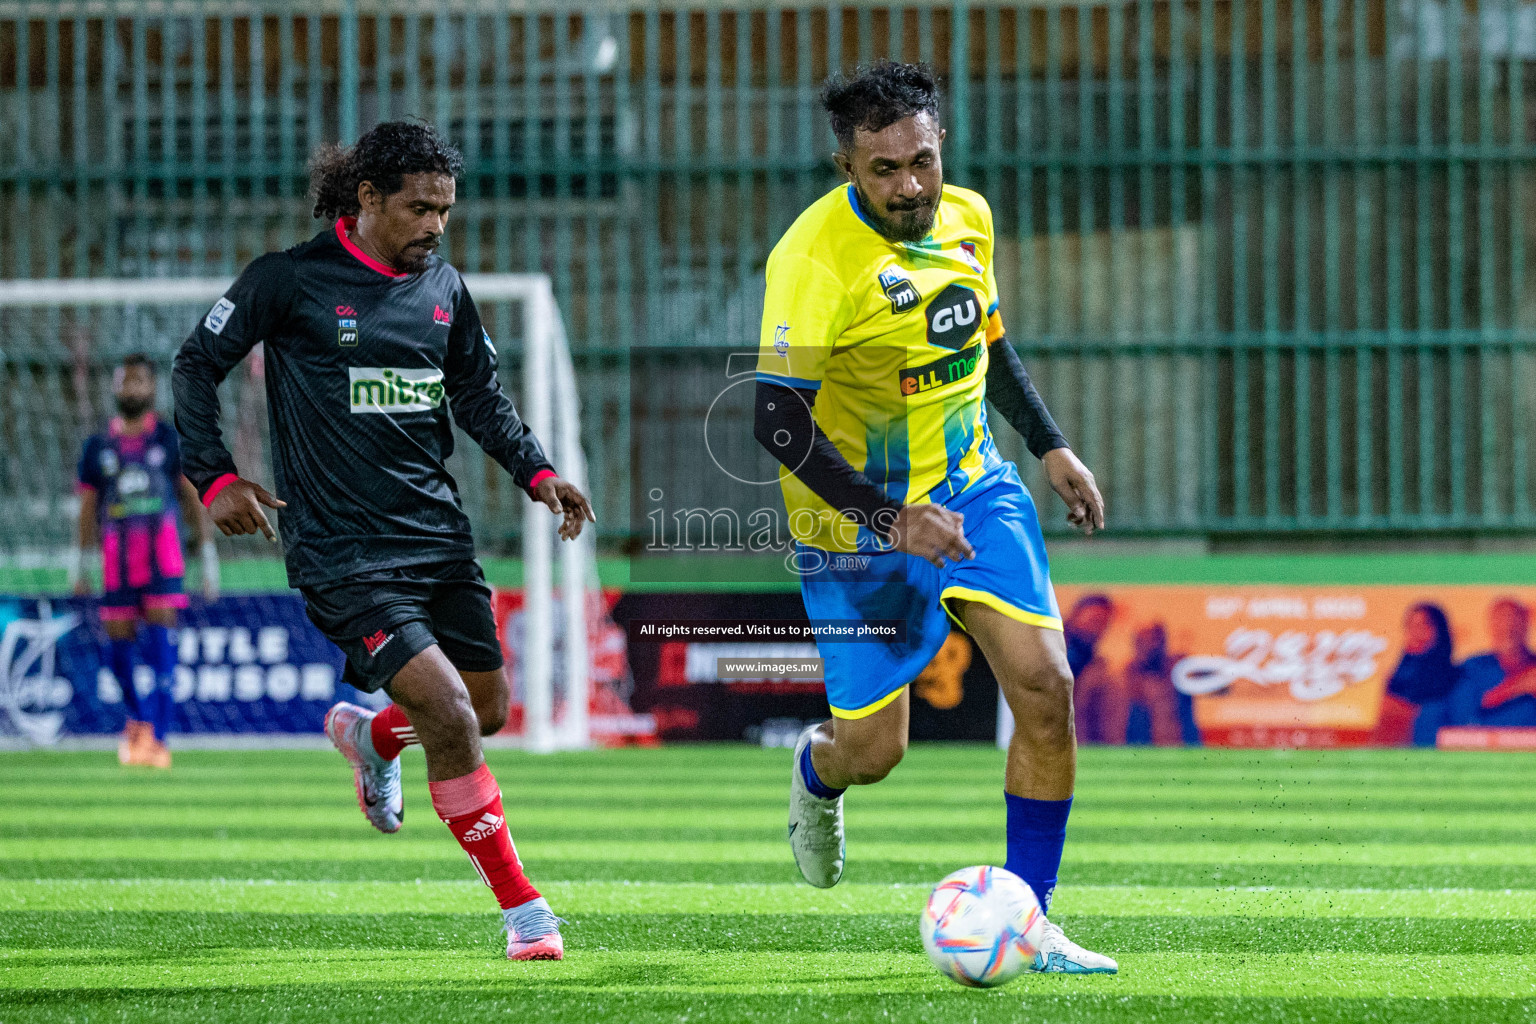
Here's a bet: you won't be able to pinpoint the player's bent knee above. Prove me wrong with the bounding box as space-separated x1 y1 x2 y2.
476 699 508 736
1006 665 1075 745
463 667 511 736
846 736 907 786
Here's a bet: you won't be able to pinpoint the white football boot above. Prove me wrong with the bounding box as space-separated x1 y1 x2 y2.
324 702 403 834
504 897 565 961
788 724 844 888
1029 916 1119 974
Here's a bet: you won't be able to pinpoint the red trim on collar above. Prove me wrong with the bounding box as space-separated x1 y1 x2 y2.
336 217 408 278
109 412 156 437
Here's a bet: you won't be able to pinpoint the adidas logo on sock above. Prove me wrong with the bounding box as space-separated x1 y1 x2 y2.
463 811 505 843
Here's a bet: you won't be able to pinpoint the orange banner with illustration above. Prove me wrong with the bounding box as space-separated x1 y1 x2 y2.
1053 585 1536 748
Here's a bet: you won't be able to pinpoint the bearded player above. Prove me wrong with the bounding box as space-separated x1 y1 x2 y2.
754 63 1116 974
73 353 218 769
173 122 594 961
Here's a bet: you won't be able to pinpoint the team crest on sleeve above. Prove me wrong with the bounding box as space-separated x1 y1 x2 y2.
879 269 921 314
774 322 791 356
204 297 235 335
958 241 983 274
337 318 359 347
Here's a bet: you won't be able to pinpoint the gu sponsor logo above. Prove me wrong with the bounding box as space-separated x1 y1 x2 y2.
925 284 982 350
900 341 984 396
348 367 446 414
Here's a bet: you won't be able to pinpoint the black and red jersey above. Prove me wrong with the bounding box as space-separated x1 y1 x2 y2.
172 219 554 587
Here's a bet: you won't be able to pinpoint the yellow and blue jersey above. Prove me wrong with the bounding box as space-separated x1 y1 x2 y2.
759 182 1064 719
756 183 1009 553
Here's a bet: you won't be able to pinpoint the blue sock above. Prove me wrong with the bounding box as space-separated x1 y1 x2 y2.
799 740 845 800
107 638 143 722
1004 793 1073 915
142 625 178 742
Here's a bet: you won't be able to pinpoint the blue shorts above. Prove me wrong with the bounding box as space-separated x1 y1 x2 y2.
797 465 1061 720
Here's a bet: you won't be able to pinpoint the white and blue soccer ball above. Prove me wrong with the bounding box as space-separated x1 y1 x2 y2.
919 865 1045 988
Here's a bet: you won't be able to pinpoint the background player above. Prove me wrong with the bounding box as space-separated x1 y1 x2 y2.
172 121 594 961
72 353 217 768
754 62 1115 973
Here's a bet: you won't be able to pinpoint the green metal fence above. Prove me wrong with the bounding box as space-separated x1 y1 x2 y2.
2 1 1535 553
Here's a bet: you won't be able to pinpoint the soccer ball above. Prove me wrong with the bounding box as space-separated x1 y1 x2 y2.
919 865 1045 988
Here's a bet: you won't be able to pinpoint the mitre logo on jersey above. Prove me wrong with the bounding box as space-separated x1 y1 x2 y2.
926 284 982 350
348 367 446 414
879 269 921 314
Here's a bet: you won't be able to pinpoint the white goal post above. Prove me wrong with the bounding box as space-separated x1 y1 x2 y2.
0 274 593 753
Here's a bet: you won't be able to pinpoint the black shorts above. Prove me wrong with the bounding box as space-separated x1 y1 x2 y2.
300 560 503 693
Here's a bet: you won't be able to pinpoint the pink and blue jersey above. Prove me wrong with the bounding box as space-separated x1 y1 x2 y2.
77 415 188 619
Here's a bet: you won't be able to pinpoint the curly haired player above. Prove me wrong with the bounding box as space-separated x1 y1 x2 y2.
173 121 594 961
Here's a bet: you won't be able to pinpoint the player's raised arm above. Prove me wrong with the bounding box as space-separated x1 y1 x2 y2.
443 282 594 539
171 253 292 541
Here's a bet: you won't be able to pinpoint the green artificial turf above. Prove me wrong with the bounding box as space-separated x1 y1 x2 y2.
2 745 1534 1023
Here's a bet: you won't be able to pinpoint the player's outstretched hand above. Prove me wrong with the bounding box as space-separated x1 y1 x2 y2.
208 477 287 543
888 504 973 569
534 475 597 541
1043 448 1105 536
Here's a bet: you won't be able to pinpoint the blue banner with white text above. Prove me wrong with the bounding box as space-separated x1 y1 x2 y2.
0 594 360 744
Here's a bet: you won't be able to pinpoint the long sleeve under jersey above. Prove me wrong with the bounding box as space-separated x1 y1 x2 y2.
173 219 554 586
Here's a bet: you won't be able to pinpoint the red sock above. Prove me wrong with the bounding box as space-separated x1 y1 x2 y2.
430 763 540 910
369 703 418 761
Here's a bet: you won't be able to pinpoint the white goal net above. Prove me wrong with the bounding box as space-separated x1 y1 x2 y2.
0 274 596 752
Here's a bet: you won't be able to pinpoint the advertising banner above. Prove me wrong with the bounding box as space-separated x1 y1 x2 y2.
614 591 1000 742
0 594 353 744
1055 584 1536 748
492 587 657 745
